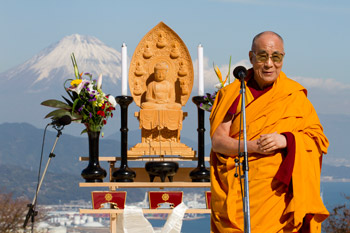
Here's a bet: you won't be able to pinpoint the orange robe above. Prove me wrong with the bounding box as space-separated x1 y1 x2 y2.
209 71 329 233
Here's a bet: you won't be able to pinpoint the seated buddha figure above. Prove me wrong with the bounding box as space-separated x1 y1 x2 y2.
141 62 181 110
156 31 167 48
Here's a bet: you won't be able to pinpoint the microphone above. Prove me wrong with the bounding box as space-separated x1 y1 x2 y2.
233 66 247 80
49 115 71 126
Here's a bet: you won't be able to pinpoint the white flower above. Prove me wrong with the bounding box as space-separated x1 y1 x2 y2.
68 79 90 95
108 95 117 107
87 83 94 94
215 83 223 90
97 74 102 90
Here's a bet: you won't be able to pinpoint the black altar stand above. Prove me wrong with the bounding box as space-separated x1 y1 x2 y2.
190 96 210 182
112 95 136 182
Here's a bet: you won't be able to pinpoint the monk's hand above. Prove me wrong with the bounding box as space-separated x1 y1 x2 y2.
257 132 287 153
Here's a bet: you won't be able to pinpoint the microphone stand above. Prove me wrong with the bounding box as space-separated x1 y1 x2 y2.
23 125 64 231
238 77 251 233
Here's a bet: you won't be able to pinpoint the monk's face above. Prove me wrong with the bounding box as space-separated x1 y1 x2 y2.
249 33 284 89
154 69 167 81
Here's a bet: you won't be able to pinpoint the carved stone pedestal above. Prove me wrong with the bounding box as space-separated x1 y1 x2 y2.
129 109 195 157
128 142 195 157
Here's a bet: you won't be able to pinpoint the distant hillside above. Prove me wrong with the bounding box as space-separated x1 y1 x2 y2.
322 164 350 179
0 163 90 204
0 122 118 175
0 122 205 204
319 114 350 165
0 163 154 205
0 122 202 172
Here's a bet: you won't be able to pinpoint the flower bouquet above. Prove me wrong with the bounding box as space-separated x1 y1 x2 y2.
200 56 232 112
41 53 116 134
41 53 116 182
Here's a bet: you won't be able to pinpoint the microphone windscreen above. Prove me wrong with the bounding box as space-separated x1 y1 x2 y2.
233 66 247 79
58 115 72 126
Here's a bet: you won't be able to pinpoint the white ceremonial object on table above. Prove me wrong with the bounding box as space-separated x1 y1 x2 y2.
121 43 128 96
116 203 188 233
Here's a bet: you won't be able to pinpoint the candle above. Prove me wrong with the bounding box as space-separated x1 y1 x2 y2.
121 43 128 96
198 44 204 96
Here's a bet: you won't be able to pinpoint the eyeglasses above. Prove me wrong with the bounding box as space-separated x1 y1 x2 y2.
252 51 285 63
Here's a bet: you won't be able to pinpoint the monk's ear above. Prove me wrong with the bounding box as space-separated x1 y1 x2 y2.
249 51 254 64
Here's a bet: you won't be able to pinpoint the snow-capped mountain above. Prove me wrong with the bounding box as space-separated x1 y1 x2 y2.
0 34 124 133
0 34 122 94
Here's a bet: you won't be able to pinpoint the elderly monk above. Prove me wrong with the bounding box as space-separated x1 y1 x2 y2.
210 31 329 233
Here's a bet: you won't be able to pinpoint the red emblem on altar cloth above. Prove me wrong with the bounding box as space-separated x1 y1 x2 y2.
91 191 127 209
205 191 211 209
149 191 183 209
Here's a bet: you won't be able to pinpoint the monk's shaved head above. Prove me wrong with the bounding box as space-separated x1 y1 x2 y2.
251 31 284 51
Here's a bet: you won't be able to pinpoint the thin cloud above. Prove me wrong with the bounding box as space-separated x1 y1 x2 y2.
323 157 350 168
291 76 350 92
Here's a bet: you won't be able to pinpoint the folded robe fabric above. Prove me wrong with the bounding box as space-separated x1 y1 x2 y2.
209 70 329 233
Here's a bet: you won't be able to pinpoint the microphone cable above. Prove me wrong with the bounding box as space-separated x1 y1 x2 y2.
24 120 67 232
24 124 49 232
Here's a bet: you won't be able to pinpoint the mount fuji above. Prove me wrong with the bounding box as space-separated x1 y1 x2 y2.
0 34 122 93
0 34 127 135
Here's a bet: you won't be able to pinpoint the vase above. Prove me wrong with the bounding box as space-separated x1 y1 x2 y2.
81 131 107 182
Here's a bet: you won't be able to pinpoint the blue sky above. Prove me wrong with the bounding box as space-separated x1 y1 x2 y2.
1 0 350 115
1 0 350 167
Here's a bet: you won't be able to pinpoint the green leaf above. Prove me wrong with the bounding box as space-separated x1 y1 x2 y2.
72 98 80 113
65 89 73 101
71 53 80 78
44 109 71 119
64 79 73 88
41 99 72 109
61 95 73 107
227 56 232 84
200 104 212 112
209 97 215 104
70 112 82 121
72 91 79 100
80 128 88 134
